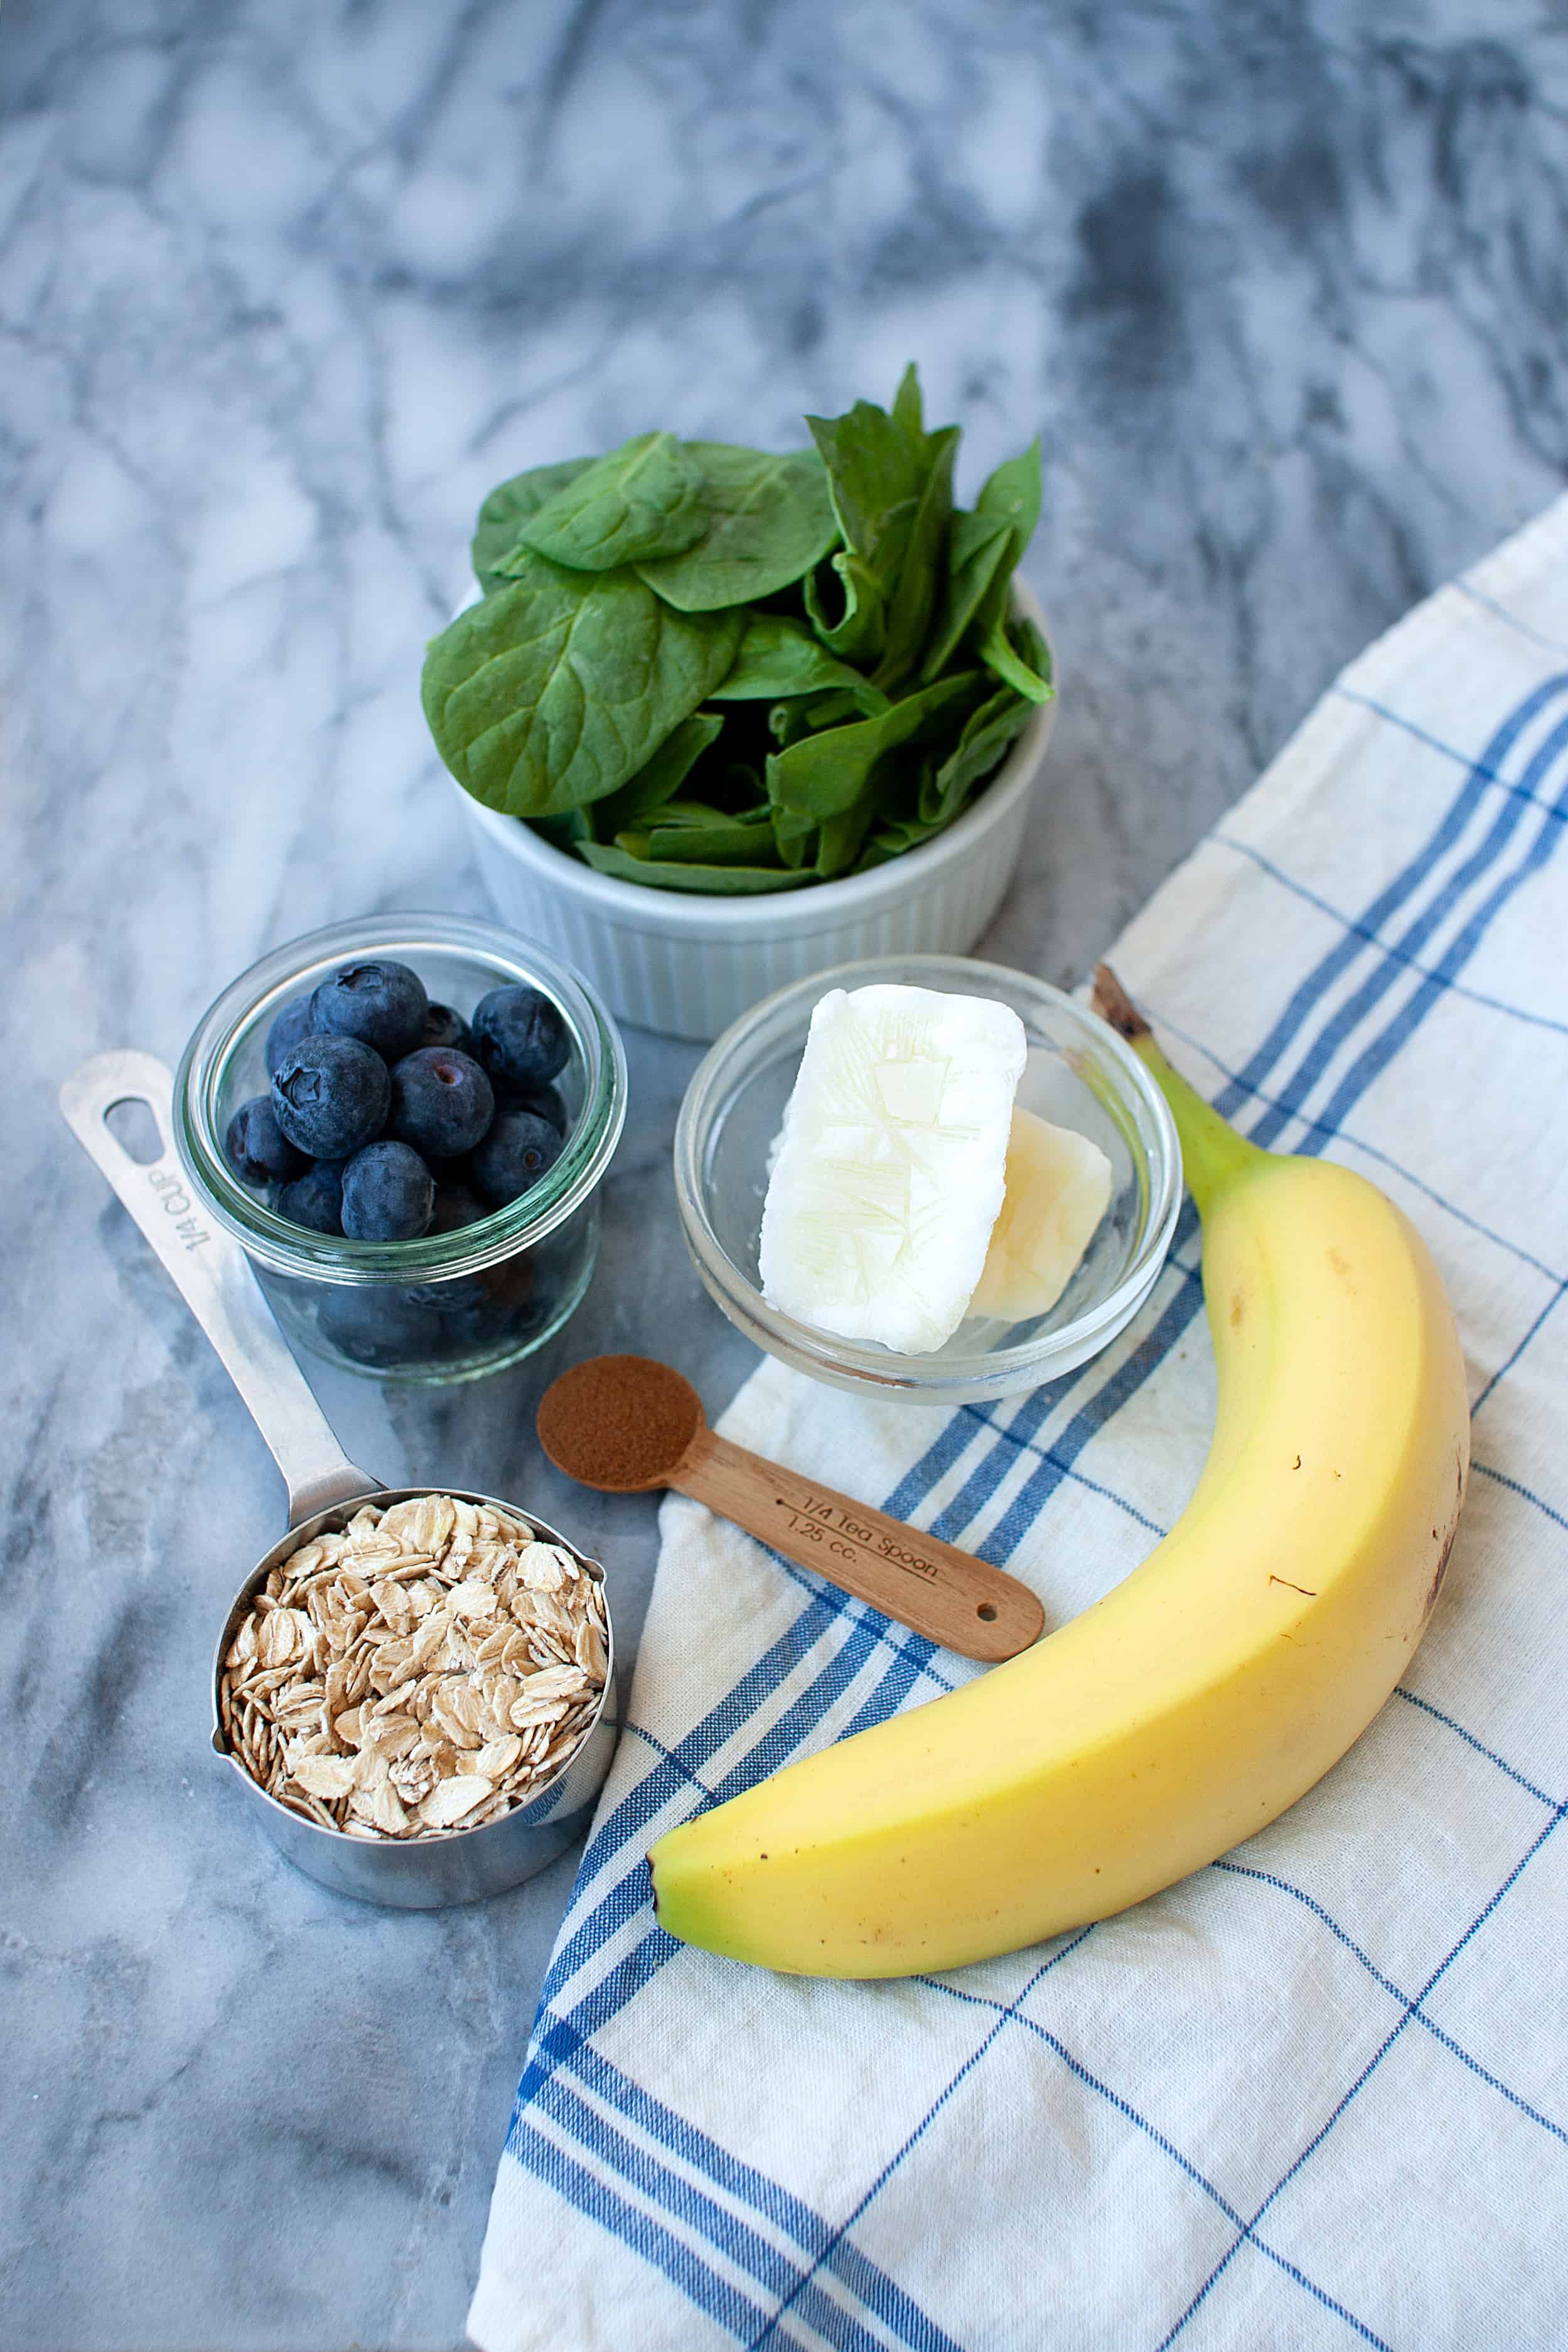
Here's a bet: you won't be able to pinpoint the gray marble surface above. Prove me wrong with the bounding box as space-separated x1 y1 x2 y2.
4 1 1564 2345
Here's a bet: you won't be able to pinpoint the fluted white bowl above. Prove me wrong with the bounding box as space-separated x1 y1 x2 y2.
453 583 1056 1042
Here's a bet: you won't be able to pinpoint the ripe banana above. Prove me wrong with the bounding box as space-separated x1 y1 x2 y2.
649 968 1470 1978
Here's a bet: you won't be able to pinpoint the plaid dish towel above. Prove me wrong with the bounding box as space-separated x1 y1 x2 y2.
470 498 1568 2352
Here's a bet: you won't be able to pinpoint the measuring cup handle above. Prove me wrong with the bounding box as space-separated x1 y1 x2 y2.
60 1050 380 1527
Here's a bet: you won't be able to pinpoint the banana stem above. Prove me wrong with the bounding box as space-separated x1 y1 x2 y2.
1091 965 1262 1218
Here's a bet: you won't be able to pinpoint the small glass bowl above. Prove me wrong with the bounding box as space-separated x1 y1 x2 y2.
176 914 628 1383
674 953 1181 1407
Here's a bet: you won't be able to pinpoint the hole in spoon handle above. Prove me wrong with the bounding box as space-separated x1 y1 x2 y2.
674 1432 1044 1662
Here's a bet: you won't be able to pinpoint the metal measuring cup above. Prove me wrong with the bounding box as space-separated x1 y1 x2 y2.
60 1050 619 1910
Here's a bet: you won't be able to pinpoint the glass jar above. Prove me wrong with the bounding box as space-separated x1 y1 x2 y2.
175 914 628 1383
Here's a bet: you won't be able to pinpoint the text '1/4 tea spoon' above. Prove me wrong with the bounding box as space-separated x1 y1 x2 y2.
536 1354 1044 1663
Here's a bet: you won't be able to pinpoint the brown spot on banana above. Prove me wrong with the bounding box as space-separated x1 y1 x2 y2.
1423 1449 1470 1621
1425 1525 1458 1619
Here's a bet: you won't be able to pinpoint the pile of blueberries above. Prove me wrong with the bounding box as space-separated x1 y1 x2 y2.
224 960 571 1242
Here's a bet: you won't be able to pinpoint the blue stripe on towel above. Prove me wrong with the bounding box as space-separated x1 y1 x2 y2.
1215 675 1568 1127
511 2118 816 2351
1212 833 1568 1039
1266 711 1568 1151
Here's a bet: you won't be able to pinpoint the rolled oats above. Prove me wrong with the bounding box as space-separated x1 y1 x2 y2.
218 1496 608 1839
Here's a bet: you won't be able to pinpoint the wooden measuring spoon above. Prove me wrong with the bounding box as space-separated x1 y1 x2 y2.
536 1355 1044 1663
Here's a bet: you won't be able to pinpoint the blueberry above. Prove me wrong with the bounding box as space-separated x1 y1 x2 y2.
340 1141 436 1241
494 1080 569 1136
471 985 569 1091
429 1183 490 1235
224 1097 308 1188
397 1187 497 1314
389 1046 495 1160
271 1034 391 1158
441 1293 541 1348
318 1284 434 1370
471 1109 564 1207
477 1248 539 1317
439 1253 540 1346
310 960 428 1063
264 994 319 1079
272 1160 345 1236
403 1227 543 1338
400 1275 477 1318
419 1001 475 1056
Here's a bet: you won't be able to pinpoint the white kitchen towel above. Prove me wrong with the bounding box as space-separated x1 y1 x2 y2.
470 497 1568 2352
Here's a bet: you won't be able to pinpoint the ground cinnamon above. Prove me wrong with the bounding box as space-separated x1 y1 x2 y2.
537 1355 704 1491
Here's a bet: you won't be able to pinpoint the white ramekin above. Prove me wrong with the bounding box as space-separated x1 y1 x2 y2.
454 583 1057 1041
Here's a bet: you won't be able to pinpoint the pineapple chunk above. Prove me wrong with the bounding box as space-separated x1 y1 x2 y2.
969 1107 1113 1323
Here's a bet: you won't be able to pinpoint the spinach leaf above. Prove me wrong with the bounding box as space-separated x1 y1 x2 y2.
645 797 761 827
588 711 724 838
577 840 812 895
530 807 596 853
803 375 946 669
510 432 709 572
922 680 1034 824
977 438 1043 547
768 687 862 748
766 670 984 877
472 457 593 593
815 785 887 878
422 555 741 818
773 815 817 870
975 608 1053 705
804 395 926 595
891 361 924 443
800 689 863 729
856 682 1029 866
1014 611 1053 679
919 509 1012 682
712 613 888 713
803 551 886 665
646 807 781 866
874 424 959 691
766 670 982 825
966 438 1044 645
635 444 837 611
857 810 941 867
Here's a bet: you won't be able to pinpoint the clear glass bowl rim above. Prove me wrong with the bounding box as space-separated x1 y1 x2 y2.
673 953 1183 1394
175 912 628 1286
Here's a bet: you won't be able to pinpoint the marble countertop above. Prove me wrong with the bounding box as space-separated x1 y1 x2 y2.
4 2 1564 2345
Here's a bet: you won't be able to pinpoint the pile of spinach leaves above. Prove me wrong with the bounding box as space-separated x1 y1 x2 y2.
422 366 1050 895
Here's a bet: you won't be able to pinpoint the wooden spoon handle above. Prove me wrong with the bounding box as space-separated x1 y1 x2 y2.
670 1430 1044 1662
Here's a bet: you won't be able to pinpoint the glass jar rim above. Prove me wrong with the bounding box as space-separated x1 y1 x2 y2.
673 953 1182 1397
175 912 628 1286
